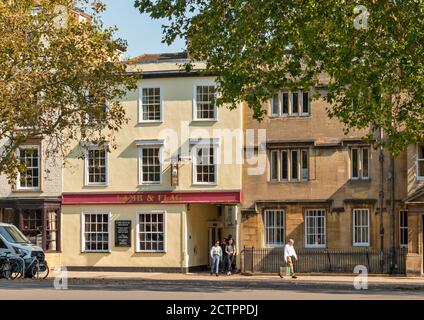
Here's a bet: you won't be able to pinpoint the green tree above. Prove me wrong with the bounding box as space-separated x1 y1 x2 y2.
135 0 423 154
0 0 137 180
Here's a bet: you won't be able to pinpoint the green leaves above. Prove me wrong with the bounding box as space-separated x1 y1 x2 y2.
0 0 138 180
135 0 424 155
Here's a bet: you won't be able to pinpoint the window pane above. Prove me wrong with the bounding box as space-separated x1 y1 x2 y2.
141 147 161 183
352 149 359 178
362 148 369 178
302 92 309 114
264 210 284 246
139 212 165 251
272 95 279 115
281 151 288 180
291 150 298 180
142 88 161 121
196 86 216 119
301 150 308 180
282 93 289 114
270 151 278 180
292 92 299 114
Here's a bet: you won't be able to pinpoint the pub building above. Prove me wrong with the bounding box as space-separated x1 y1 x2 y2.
58 53 243 272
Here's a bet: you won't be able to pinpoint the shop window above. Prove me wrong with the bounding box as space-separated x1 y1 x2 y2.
305 209 326 248
140 87 162 122
400 210 408 247
137 211 166 252
0 208 14 224
353 209 370 246
194 85 217 120
264 209 285 247
17 145 40 190
22 209 43 247
82 212 110 252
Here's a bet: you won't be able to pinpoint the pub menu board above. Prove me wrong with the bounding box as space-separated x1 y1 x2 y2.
115 220 131 247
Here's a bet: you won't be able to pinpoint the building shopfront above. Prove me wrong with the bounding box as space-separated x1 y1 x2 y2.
61 192 240 272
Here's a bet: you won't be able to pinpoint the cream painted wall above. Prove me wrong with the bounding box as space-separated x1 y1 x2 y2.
63 74 242 193
186 204 220 267
61 204 184 268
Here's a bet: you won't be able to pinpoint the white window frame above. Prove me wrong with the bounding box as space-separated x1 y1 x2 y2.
192 143 218 185
304 209 326 248
193 84 218 121
399 210 408 248
416 144 424 180
352 208 370 247
16 145 41 191
264 209 285 247
139 85 163 123
136 210 167 253
138 144 163 185
81 211 112 253
84 146 109 186
351 147 370 180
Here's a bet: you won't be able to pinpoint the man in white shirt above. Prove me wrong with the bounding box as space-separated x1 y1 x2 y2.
280 239 298 279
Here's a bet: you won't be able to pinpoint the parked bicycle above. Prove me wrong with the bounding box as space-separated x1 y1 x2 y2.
12 254 49 279
0 253 21 280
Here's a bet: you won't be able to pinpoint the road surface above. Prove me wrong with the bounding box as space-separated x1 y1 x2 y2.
0 275 423 300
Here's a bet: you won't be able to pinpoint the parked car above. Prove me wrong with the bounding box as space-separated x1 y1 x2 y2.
0 223 49 278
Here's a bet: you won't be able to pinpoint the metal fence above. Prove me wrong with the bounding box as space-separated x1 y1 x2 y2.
241 247 408 274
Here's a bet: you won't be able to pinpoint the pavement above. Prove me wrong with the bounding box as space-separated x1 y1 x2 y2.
0 271 423 300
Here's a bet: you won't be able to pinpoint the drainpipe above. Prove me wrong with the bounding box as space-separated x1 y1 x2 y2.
379 127 385 273
389 155 395 272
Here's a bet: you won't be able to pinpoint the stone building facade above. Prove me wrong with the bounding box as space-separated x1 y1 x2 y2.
240 85 422 275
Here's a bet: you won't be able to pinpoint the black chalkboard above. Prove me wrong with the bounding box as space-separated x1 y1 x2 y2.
115 220 131 247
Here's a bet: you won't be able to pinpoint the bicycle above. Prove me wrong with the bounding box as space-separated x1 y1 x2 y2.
13 255 49 279
0 253 21 280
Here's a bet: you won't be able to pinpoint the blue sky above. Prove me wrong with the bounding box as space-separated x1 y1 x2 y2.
99 0 186 58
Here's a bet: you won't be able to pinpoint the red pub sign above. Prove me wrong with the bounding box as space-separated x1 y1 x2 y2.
62 191 242 205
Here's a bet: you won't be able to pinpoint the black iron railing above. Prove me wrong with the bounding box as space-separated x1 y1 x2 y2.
241 247 407 274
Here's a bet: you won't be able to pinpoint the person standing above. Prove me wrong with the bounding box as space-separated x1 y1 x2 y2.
210 240 222 276
225 238 237 275
280 239 298 279
220 238 227 273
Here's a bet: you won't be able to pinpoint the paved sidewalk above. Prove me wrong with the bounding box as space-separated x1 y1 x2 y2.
48 270 424 286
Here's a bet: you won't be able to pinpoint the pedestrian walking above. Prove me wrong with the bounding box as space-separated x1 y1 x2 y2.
210 240 222 276
279 239 298 279
225 238 237 275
